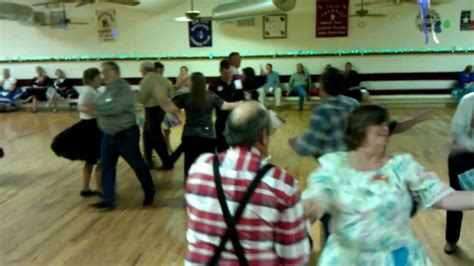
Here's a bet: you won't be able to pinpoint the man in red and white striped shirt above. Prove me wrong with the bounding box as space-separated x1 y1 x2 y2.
185 101 311 265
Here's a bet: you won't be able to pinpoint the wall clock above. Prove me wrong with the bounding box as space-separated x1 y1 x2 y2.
263 14 287 39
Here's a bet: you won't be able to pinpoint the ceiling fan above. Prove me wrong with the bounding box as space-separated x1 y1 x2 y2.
175 0 211 22
33 0 139 8
357 0 453 6
40 2 90 28
350 0 387 17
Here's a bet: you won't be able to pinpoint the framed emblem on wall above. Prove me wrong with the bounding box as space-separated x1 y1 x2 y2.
189 20 213 48
96 9 117 42
263 14 287 39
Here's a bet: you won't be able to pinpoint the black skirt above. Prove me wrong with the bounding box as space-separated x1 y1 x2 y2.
21 88 48 102
51 119 102 164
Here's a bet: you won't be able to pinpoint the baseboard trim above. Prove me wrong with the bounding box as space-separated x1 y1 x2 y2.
264 94 455 109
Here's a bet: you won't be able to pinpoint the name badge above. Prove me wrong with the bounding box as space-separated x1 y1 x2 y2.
105 98 112 102
217 86 223 92
234 80 243 90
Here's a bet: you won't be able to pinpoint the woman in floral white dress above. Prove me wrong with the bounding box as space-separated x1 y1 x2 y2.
303 105 474 265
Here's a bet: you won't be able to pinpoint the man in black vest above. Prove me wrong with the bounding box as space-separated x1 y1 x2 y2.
209 59 245 152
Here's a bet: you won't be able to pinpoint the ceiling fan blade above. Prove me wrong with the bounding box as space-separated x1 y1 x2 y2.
175 16 192 22
366 14 388 17
68 22 90 24
101 0 140 6
33 0 77 7
32 1 59 7
355 1 391 7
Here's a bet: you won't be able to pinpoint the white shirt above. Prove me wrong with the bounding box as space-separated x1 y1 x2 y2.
78 86 100 120
451 92 474 152
0 76 17 91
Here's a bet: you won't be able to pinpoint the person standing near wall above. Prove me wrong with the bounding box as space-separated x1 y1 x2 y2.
91 61 155 210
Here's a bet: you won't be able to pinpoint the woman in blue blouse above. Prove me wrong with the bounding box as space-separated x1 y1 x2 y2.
452 65 474 102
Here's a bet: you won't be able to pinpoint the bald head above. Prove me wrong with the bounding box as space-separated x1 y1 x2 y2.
229 101 262 125
224 101 271 147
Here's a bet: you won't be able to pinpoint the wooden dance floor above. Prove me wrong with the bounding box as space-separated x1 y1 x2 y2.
1 108 473 265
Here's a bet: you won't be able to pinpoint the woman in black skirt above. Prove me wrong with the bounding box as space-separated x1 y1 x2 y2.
51 68 103 197
21 66 52 113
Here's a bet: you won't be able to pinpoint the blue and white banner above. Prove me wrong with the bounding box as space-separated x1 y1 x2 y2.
189 20 212 48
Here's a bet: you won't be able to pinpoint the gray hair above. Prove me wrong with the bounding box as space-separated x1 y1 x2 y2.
224 105 272 147
3 68 10 74
141 61 155 72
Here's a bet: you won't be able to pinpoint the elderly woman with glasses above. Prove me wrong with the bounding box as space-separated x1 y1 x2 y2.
302 105 474 265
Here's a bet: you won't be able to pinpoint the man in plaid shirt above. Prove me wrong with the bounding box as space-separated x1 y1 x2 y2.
185 101 311 265
289 67 359 159
289 67 433 159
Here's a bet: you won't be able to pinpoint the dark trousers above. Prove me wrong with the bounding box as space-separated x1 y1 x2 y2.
215 116 229 153
170 143 184 164
182 136 216 180
446 150 474 243
101 125 155 206
100 126 155 206
143 106 171 168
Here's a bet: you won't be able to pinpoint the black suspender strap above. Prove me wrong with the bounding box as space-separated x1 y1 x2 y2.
208 153 273 266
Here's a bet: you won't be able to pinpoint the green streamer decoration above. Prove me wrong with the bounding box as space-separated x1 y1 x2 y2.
1 48 473 63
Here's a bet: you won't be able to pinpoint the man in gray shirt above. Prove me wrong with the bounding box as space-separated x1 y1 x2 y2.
136 61 173 170
91 61 155 210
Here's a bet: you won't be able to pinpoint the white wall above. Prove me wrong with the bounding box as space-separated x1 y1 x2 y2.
0 0 473 82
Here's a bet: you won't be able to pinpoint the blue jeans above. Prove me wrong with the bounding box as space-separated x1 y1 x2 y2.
292 85 308 109
100 125 155 206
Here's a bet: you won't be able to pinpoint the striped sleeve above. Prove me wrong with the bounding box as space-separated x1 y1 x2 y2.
274 177 311 265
